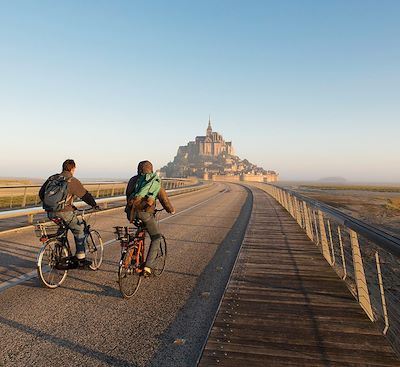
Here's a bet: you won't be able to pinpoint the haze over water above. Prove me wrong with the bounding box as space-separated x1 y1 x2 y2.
1 1 399 182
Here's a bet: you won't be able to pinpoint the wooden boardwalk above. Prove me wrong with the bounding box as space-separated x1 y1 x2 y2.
198 187 400 366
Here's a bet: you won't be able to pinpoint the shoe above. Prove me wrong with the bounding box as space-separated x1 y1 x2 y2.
78 259 93 269
75 251 86 260
143 266 152 277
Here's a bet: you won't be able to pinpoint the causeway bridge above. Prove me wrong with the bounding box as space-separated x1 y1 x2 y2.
0 181 399 366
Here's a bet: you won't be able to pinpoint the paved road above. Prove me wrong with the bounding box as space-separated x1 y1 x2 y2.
0 182 252 367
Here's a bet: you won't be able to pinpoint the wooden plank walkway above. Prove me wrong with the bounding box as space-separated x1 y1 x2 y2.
198 187 400 366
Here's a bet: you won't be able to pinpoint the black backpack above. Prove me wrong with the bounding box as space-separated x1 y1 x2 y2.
42 174 70 212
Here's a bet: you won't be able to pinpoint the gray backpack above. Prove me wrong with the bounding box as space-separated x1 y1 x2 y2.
42 174 70 212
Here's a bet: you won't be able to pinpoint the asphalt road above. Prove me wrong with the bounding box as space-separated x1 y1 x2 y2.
0 182 252 367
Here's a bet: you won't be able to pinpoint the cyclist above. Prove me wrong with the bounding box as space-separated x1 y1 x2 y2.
125 160 175 276
39 159 99 267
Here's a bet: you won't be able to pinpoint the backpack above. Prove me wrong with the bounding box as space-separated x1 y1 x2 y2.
42 174 70 212
128 173 161 202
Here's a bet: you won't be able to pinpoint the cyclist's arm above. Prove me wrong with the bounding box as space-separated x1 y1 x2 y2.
70 177 97 208
81 191 97 208
157 187 175 214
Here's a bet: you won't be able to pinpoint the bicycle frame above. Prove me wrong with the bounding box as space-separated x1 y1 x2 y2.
122 226 146 271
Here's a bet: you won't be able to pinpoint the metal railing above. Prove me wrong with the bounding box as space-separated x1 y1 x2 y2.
255 183 400 355
0 179 209 227
0 178 196 210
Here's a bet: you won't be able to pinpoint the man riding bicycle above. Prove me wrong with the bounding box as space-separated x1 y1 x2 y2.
125 160 175 276
39 159 99 267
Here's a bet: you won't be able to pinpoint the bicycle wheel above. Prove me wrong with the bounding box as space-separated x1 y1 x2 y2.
118 247 141 298
153 235 167 276
86 230 103 270
37 239 69 288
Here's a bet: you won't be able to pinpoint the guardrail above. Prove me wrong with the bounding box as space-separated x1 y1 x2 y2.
0 181 212 227
253 183 400 355
0 178 196 210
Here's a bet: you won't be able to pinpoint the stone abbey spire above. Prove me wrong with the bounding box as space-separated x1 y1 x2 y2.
206 116 212 136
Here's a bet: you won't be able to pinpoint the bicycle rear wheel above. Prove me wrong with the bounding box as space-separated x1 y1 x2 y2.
86 230 103 270
37 239 69 288
153 235 167 276
118 247 141 298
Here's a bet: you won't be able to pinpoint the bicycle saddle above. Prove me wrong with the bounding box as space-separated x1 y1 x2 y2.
50 217 66 226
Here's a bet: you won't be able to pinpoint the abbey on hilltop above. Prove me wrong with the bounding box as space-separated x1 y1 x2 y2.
160 118 278 182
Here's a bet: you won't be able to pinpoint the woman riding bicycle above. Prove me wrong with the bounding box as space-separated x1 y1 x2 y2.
125 160 175 276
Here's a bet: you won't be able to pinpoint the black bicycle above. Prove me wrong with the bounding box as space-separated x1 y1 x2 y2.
114 209 167 298
36 208 104 288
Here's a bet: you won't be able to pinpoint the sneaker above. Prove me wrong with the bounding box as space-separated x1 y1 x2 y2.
75 251 86 260
143 266 152 277
78 259 93 269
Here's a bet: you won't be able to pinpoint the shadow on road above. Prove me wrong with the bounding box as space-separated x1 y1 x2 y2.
0 315 138 366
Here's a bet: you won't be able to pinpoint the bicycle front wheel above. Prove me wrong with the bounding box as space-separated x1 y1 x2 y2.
153 235 167 276
86 230 103 270
37 239 69 288
118 247 141 298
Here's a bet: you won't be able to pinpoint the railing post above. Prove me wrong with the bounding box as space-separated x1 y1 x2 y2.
287 193 294 217
111 184 115 197
312 210 320 245
318 211 333 264
297 199 305 228
350 230 374 321
375 251 389 334
302 202 313 240
294 197 302 225
338 226 347 280
96 184 100 198
21 187 28 207
283 191 289 211
327 219 335 265
290 195 296 219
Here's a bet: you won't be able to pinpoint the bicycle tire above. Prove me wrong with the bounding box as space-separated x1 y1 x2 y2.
118 247 141 298
37 239 69 288
86 230 104 270
153 235 167 277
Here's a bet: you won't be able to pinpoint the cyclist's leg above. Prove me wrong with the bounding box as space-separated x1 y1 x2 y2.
53 211 86 259
137 211 161 272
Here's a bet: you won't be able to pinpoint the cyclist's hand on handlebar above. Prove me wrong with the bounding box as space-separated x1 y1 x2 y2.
93 205 101 211
170 210 176 215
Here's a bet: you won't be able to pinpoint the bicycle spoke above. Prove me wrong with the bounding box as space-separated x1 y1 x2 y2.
37 239 68 288
118 249 141 298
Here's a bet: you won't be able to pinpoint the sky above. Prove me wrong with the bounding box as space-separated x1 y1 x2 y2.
0 0 399 182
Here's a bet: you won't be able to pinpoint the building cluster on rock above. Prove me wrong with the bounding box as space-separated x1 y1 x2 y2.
160 119 278 182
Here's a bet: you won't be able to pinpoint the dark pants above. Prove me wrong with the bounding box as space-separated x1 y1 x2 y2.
136 211 161 269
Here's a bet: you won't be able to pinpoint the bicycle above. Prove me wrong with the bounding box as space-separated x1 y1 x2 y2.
114 209 167 298
35 208 104 288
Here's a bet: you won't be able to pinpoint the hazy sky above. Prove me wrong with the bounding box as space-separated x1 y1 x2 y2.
1 0 399 182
